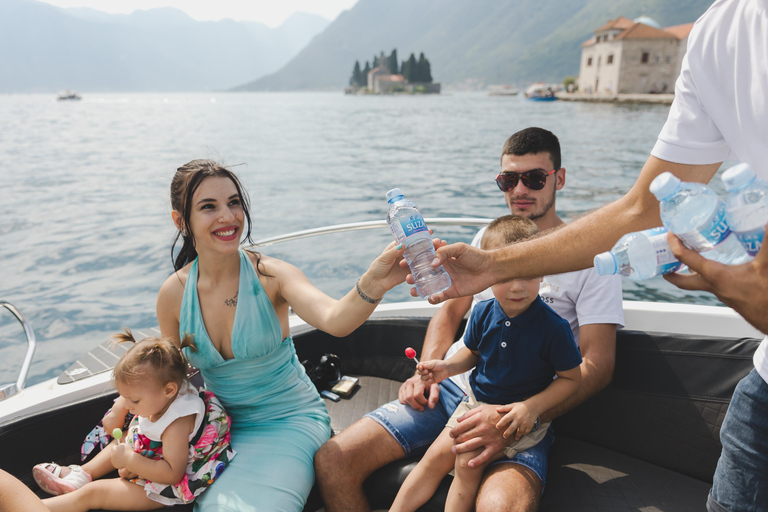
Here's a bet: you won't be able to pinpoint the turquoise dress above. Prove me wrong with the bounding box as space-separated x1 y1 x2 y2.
180 249 331 512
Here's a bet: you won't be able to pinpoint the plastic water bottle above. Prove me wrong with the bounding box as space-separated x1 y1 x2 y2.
594 227 684 281
649 172 751 264
722 163 768 257
386 188 451 298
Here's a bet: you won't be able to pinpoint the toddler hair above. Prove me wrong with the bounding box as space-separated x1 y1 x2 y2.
481 215 539 250
112 328 196 390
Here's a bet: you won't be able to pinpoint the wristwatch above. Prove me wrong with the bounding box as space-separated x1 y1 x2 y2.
531 416 541 432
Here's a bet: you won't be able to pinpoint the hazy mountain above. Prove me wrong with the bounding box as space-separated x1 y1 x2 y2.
237 0 713 91
0 0 329 92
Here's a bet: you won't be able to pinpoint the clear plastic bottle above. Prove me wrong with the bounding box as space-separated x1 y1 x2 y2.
722 163 768 257
649 172 751 265
594 227 684 281
386 188 451 298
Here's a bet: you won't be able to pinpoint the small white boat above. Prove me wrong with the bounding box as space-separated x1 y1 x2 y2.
525 83 558 101
57 90 81 101
487 85 519 96
0 219 761 511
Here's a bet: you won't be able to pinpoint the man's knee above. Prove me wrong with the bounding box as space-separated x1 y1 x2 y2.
314 417 404 485
475 463 541 512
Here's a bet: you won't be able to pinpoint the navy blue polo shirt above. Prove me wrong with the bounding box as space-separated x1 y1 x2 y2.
464 296 582 404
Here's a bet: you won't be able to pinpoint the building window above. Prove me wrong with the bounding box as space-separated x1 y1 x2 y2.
607 54 614 64
598 56 601 66
666 55 671 63
641 52 650 63
654 55 660 64
587 57 593 66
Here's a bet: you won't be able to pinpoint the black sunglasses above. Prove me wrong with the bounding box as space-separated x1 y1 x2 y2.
495 169 557 191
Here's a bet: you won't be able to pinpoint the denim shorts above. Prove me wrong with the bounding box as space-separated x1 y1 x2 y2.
365 379 555 488
707 369 768 512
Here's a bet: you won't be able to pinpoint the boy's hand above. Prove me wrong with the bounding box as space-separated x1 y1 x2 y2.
496 402 537 440
416 360 449 385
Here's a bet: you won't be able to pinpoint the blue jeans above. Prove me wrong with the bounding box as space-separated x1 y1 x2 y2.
708 369 768 512
365 380 555 488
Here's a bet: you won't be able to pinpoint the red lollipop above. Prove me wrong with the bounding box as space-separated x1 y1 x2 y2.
405 347 420 365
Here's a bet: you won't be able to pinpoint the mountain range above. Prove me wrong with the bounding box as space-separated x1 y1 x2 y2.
238 0 715 91
2 0 716 93
0 0 329 92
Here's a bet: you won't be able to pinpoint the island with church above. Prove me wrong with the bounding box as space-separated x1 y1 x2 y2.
345 49 440 94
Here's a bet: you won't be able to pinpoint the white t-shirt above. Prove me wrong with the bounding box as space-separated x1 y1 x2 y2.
447 226 625 390
137 382 205 442
650 0 768 384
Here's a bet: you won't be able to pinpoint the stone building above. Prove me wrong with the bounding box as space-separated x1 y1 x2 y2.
578 16 694 95
367 52 405 93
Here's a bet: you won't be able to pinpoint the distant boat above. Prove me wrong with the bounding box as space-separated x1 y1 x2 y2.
488 85 519 96
525 83 557 101
57 90 81 101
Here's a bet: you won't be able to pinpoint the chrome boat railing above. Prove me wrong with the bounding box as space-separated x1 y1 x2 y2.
247 217 494 248
0 302 37 401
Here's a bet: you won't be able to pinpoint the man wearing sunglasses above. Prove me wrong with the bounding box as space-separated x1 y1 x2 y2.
315 127 624 512
415 2 768 511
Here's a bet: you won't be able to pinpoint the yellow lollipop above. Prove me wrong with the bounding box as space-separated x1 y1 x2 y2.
112 428 123 441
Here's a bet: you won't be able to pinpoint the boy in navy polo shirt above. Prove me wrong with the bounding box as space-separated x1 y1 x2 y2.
389 215 582 512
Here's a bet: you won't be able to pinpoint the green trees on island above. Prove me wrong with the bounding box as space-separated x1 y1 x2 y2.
349 49 433 88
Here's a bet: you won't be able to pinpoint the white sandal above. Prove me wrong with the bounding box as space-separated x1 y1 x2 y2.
32 462 92 495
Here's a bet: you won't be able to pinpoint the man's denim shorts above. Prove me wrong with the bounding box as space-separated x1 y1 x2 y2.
365 379 555 488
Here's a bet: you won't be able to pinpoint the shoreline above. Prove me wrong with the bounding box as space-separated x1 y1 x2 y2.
557 92 674 105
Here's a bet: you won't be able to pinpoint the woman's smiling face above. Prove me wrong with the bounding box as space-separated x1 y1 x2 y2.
186 176 245 255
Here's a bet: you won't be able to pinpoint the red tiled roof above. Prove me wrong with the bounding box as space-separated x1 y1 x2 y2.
664 22 695 40
595 17 634 33
614 22 677 40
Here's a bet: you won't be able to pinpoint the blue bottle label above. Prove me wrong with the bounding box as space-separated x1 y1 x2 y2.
736 226 764 256
398 214 428 238
644 227 684 274
678 202 731 250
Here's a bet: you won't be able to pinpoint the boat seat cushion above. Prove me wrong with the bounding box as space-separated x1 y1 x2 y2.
310 375 711 512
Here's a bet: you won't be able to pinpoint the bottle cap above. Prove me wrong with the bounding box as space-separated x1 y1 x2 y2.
386 188 404 202
649 172 681 201
593 252 618 276
722 163 755 192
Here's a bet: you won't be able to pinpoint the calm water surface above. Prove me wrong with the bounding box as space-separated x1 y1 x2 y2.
0 92 728 386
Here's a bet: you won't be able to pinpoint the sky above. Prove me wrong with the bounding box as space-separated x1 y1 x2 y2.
38 0 359 27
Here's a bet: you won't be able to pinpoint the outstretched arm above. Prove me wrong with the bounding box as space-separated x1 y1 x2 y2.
277 242 409 337
665 229 768 334
424 157 722 303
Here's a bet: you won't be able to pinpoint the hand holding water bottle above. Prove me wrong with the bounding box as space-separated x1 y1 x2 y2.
723 163 768 257
386 188 451 298
649 172 751 265
664 224 768 335
594 226 684 281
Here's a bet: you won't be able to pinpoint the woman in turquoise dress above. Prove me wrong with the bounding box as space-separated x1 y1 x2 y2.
156 160 413 511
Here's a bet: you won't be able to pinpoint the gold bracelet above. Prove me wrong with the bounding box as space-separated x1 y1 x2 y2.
356 278 382 304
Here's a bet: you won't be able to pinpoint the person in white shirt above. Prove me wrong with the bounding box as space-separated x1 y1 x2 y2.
424 2 768 511
315 127 624 512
